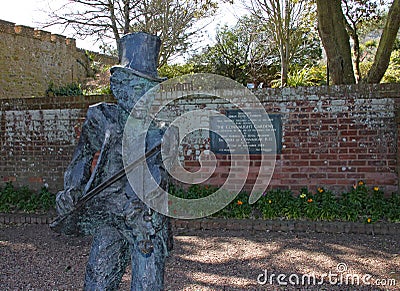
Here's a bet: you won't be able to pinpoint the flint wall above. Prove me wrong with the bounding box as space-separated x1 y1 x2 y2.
1 84 399 195
0 95 115 191
0 20 116 99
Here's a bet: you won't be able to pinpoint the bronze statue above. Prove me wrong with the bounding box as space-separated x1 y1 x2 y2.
52 32 174 290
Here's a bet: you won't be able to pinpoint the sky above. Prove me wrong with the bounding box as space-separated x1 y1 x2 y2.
0 1 75 42
0 0 244 53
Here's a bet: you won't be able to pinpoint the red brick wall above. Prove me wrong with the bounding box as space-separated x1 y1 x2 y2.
1 84 399 195
178 84 400 194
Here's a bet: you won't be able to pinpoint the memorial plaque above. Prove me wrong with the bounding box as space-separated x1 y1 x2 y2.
210 109 282 154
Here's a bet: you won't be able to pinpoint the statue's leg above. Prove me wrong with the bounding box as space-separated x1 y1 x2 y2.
84 226 130 291
130 235 167 291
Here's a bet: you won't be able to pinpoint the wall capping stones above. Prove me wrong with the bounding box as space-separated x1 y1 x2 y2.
0 20 74 46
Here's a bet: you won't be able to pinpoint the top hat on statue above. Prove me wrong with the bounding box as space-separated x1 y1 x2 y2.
111 32 166 82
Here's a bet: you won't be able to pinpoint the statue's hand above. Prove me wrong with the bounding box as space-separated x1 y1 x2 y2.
55 189 76 216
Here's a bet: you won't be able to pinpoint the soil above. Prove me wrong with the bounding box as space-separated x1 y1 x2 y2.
0 223 399 290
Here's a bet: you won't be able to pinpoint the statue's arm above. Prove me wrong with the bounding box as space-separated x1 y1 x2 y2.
56 108 104 215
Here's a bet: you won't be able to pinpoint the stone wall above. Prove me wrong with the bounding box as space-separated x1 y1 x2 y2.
1 84 399 195
0 19 117 99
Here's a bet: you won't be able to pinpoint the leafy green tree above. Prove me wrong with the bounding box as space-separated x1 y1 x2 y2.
382 44 400 82
271 65 327 87
189 17 269 85
243 0 317 86
158 63 197 79
189 13 321 87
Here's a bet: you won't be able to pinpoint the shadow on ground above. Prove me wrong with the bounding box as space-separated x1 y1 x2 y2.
0 224 399 290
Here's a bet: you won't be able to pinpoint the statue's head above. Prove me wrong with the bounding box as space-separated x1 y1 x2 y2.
110 32 166 112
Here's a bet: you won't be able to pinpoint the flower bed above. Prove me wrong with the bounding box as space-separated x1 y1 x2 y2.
2 181 399 224
170 181 400 223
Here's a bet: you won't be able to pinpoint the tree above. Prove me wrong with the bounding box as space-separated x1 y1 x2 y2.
366 0 400 83
157 63 197 79
189 24 253 84
342 0 386 82
382 47 400 83
129 0 220 66
42 0 220 66
316 0 355 85
244 0 316 87
189 16 278 85
188 13 321 86
316 0 400 84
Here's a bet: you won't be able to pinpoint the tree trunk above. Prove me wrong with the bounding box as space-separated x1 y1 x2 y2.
345 23 361 83
365 0 400 83
353 33 361 83
107 2 122 60
316 0 355 85
123 0 131 35
280 47 288 86
281 0 290 87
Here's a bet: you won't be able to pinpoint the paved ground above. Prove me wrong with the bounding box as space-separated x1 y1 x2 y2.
0 223 399 290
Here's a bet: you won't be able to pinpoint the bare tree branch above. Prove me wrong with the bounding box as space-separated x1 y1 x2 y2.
42 0 219 64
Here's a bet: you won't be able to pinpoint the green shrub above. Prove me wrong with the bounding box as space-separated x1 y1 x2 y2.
382 50 400 83
83 85 112 95
0 182 55 213
169 182 400 223
271 65 327 88
46 82 83 96
216 192 253 219
3 180 398 223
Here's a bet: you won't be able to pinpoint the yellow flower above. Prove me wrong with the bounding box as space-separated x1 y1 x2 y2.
300 193 306 199
268 200 272 204
307 198 313 203
358 180 364 186
373 186 379 191
367 218 372 223
317 187 324 193
237 200 243 206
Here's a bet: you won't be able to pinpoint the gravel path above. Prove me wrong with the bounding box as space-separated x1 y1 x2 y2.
1 223 399 290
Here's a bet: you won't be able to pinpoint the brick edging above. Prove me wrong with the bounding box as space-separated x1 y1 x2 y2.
171 218 400 236
0 213 55 225
1 214 398 235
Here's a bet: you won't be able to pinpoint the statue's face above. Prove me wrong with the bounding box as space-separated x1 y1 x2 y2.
110 68 159 113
